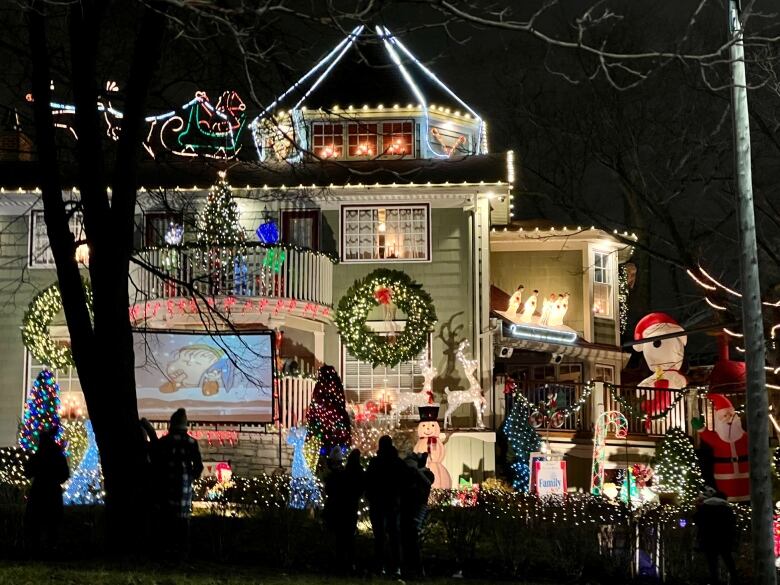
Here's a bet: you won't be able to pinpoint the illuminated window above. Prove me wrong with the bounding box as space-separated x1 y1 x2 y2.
342 326 429 407
29 210 88 267
341 204 429 262
381 121 413 156
593 251 613 317
26 350 86 419
312 123 343 159
347 123 378 157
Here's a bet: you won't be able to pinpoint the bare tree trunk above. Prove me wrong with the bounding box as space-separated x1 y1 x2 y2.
728 2 775 583
28 0 166 551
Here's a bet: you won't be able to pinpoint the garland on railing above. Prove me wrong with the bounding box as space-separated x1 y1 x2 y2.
512 383 594 420
139 240 338 263
606 383 691 422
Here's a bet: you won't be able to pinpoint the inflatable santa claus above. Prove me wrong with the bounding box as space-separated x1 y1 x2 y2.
634 313 688 429
697 394 750 502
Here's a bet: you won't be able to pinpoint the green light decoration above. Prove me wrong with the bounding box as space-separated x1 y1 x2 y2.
500 397 541 491
21 280 93 370
197 172 246 267
335 269 436 367
263 247 287 273
653 427 704 503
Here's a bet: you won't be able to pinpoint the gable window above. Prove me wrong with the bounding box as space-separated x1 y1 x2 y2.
29 210 88 267
341 204 430 262
144 211 183 247
382 121 413 156
347 123 378 157
593 251 613 317
342 326 429 407
312 123 343 159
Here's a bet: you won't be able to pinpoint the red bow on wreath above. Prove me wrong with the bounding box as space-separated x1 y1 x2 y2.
374 286 393 305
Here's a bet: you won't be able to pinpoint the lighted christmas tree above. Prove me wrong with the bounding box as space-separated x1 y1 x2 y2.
501 397 541 491
305 365 351 457
20 369 63 451
653 427 703 503
197 172 245 253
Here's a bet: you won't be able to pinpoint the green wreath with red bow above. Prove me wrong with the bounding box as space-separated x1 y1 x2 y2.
336 269 436 367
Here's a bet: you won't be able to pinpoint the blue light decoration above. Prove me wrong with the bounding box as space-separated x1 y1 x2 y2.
256 219 280 244
509 324 578 345
63 420 104 505
286 425 321 510
233 255 249 295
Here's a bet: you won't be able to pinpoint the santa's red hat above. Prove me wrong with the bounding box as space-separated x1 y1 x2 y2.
634 312 684 341
707 393 734 412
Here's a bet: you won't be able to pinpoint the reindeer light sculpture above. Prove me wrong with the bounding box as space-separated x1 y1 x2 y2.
391 359 437 427
443 340 486 429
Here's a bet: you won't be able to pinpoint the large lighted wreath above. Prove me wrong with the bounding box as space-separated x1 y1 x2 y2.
336 269 436 367
22 280 93 370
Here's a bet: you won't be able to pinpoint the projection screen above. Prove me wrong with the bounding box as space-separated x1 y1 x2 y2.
133 330 274 423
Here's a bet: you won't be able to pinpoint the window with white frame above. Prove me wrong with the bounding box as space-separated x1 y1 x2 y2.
342 204 429 262
342 325 429 407
26 350 87 419
594 364 615 383
592 251 613 317
311 120 415 160
29 210 88 267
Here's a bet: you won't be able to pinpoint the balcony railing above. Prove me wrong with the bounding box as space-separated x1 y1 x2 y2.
132 243 335 308
509 381 738 440
276 375 315 429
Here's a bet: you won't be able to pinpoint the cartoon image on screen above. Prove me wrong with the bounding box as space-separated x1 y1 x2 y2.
134 331 273 423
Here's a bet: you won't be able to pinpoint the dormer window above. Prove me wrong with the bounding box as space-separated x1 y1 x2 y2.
348 123 378 157
382 121 413 156
312 122 343 159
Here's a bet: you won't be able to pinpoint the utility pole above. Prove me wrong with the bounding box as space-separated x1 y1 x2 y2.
728 1 776 582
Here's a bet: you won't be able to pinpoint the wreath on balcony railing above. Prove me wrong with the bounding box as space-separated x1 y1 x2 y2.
336 269 436 367
22 280 93 370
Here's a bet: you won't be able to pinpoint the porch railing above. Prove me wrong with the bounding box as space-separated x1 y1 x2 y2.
516 381 593 432
603 384 689 436
131 243 334 307
276 375 315 429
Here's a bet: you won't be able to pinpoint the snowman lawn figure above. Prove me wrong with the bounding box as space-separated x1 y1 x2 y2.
634 313 687 432
413 405 452 489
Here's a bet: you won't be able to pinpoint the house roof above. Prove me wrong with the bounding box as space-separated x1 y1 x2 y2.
258 25 480 118
0 153 512 191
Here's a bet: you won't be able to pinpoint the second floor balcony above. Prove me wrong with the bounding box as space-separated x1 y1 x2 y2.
129 242 335 326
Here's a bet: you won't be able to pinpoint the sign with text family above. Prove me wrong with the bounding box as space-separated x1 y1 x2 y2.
533 460 568 496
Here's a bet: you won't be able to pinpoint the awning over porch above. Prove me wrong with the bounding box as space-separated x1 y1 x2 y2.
494 333 628 365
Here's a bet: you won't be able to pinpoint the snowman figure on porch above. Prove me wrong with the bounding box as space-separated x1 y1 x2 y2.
413 405 452 489
634 313 687 431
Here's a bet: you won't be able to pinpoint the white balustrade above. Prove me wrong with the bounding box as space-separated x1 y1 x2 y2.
131 244 334 308
276 376 315 429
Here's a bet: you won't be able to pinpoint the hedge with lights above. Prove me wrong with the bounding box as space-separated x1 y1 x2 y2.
22 280 93 370
336 269 436 367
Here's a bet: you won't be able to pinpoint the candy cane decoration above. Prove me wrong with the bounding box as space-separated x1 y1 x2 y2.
590 410 629 496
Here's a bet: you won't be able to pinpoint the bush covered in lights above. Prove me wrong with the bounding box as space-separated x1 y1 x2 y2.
653 427 704 503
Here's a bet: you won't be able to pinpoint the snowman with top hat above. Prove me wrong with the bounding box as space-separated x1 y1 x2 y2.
413 404 452 489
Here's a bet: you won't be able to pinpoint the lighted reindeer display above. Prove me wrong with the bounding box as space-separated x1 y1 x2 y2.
443 340 486 429
391 359 438 427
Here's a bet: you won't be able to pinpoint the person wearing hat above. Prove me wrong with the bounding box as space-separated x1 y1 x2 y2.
697 394 750 502
152 408 204 559
633 313 688 428
694 486 738 584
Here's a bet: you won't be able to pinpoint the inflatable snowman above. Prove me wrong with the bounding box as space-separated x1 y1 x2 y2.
413 405 452 489
634 313 687 430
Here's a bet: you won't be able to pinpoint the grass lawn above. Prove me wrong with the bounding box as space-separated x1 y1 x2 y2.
0 562 534 585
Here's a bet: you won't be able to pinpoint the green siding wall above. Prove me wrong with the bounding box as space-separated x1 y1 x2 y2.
0 214 61 445
491 250 585 336
322 207 474 396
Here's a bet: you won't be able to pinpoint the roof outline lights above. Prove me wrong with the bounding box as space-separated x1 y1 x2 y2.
382 26 481 121
261 25 363 119
379 26 447 159
509 324 578 345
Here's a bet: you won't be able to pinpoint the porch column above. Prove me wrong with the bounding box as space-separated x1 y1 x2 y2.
313 331 325 369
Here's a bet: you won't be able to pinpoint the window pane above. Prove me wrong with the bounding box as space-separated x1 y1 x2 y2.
342 205 428 262
30 210 86 267
312 123 343 159
593 282 612 317
347 123 378 158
